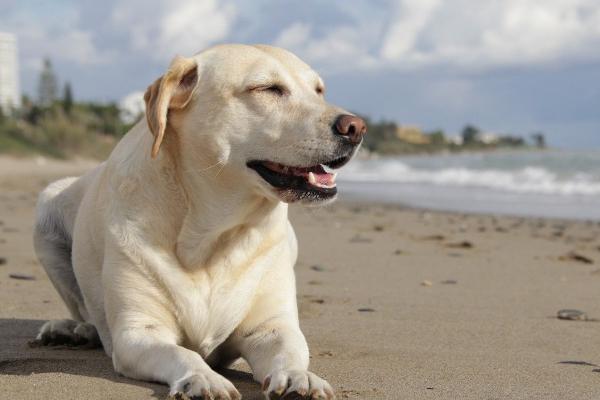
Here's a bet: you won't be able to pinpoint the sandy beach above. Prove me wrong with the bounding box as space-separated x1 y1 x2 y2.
0 156 599 399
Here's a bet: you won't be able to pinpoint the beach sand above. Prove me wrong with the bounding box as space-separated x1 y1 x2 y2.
1 156 599 399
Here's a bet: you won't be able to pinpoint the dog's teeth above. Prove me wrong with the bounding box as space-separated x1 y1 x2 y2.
323 164 336 174
308 172 317 185
331 172 337 183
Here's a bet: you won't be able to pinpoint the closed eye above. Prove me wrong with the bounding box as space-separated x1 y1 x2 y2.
249 84 288 96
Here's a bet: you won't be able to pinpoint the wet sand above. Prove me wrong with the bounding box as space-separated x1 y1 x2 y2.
1 156 599 399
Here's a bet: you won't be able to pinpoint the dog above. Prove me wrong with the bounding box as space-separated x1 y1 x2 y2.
32 44 366 400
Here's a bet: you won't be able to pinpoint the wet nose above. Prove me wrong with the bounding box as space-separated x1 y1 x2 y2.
334 115 367 144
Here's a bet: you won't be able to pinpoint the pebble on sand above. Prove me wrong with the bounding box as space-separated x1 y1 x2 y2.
441 279 458 284
559 252 594 265
557 309 588 321
349 234 373 243
421 280 433 287
446 241 474 249
421 234 445 241
9 273 35 281
0 257 6 265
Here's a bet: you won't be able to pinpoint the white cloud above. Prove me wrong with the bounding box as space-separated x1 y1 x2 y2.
380 0 441 61
119 91 145 124
0 8 113 73
275 0 600 72
274 22 379 72
111 0 236 60
390 0 600 69
275 23 311 49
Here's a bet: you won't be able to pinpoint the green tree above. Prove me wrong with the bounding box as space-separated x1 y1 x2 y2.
38 58 58 107
531 132 546 148
428 130 446 144
461 125 480 145
63 82 73 114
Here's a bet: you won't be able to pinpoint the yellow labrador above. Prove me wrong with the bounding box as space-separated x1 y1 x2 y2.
33 44 366 400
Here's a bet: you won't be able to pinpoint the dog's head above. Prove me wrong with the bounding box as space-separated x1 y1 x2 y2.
144 44 366 205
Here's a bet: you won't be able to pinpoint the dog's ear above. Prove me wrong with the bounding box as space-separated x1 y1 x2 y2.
144 55 199 158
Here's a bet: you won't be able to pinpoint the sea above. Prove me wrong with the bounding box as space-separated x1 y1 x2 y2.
338 150 600 221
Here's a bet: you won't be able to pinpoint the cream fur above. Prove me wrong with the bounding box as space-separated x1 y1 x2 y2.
33 44 359 400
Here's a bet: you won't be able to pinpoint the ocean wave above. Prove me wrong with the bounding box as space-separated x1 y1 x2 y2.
340 160 600 196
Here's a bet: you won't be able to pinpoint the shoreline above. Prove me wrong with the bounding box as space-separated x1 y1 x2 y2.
1 154 596 224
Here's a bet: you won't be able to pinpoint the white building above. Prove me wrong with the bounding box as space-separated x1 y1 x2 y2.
476 132 500 145
0 32 21 113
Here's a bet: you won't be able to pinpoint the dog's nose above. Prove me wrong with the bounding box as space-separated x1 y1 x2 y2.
334 115 367 144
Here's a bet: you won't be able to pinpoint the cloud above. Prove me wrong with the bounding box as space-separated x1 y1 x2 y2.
119 91 145 124
380 0 441 61
385 0 600 69
0 5 113 72
111 0 236 60
275 0 600 72
19 28 114 69
275 23 378 70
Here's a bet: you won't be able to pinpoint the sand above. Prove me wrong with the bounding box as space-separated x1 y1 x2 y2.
1 155 599 399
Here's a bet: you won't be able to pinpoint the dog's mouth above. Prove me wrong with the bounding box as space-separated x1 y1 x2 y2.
247 154 352 202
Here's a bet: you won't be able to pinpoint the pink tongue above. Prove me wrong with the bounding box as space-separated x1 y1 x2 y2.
310 165 335 186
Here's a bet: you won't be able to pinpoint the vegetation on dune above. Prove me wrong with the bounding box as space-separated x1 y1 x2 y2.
0 58 136 159
0 99 132 159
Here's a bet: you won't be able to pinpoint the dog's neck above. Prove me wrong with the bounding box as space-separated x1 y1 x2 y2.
176 177 287 270
152 136 288 270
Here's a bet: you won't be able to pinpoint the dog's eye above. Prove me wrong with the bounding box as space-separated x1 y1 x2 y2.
250 84 287 97
263 85 286 96
316 86 324 95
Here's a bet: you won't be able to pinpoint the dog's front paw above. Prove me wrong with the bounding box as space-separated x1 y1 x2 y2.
169 371 241 400
262 370 335 399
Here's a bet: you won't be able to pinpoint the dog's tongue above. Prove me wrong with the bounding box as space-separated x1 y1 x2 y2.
307 165 336 187
263 162 336 188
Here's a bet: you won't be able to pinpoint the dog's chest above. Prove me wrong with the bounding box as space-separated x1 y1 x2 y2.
176 250 280 357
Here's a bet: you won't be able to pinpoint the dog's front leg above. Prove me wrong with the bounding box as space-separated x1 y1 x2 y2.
103 250 241 400
111 318 241 399
234 319 335 399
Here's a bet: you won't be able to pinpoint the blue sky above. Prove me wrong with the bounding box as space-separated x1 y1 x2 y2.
1 0 599 148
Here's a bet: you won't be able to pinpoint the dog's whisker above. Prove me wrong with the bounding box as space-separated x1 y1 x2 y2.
180 160 226 177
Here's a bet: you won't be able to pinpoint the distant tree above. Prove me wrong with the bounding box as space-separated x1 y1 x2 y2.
461 125 480 145
531 132 546 149
428 130 446 144
21 94 32 108
498 135 525 147
63 82 74 114
38 58 58 107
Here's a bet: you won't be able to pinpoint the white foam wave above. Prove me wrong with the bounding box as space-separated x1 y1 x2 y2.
340 160 600 196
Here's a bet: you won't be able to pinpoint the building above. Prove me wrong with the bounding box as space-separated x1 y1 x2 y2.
395 125 431 145
476 132 500 145
0 32 21 113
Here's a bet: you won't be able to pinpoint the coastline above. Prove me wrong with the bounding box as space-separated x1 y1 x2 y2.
1 156 599 399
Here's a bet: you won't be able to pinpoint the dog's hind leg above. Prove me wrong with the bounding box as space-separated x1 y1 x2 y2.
30 319 100 348
32 178 100 348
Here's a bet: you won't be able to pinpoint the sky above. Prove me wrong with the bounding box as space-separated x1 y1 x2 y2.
1 0 599 148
